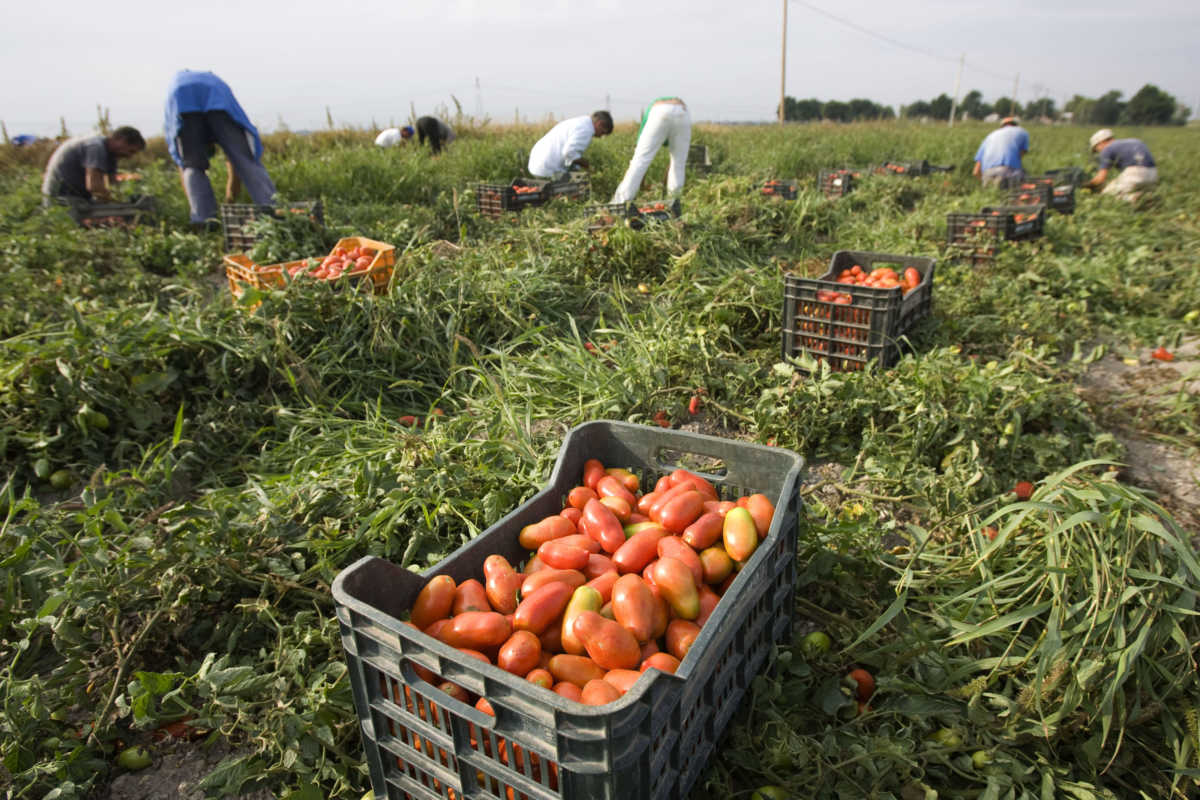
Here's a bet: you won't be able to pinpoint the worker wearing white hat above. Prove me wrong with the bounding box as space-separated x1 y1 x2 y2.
972 116 1029 187
1083 129 1157 201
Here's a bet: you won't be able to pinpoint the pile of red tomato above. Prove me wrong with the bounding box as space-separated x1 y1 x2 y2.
404 459 775 706
285 245 376 281
832 264 922 294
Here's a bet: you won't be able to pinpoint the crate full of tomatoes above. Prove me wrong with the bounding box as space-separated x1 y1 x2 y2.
781 250 936 372
474 178 550 218
817 168 859 198
760 179 799 199
873 160 930 177
223 236 396 300
332 420 804 800
946 204 1045 245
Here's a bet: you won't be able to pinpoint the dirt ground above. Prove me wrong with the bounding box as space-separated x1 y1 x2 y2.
1075 336 1200 531
98 740 275 800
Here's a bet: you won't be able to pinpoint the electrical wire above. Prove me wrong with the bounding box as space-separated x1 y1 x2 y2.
791 0 1054 99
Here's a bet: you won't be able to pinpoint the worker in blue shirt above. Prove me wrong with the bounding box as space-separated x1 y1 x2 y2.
972 117 1029 187
164 70 276 227
1084 129 1157 201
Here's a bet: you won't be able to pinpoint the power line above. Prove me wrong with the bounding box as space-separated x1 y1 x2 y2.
791 0 1048 97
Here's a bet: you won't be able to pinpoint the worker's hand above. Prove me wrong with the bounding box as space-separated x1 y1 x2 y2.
572 158 590 171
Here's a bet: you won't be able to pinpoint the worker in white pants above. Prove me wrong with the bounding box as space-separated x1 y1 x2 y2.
611 98 692 204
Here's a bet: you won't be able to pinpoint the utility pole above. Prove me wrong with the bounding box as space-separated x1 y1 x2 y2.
1012 73 1020 113
779 0 787 124
475 77 483 118
947 53 964 128
605 93 611 112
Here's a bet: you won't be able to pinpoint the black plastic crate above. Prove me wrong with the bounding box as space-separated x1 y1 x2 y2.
631 198 682 227
760 179 799 200
1050 185 1075 214
817 169 859 198
947 204 1045 245
474 178 550 219
546 171 591 202
980 205 1046 240
1043 167 1087 188
874 160 930 177
687 144 712 173
332 421 804 800
220 200 324 253
63 195 157 228
781 250 936 372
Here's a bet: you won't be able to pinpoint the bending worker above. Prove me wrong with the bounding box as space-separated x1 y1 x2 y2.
164 69 276 227
611 97 692 204
528 111 613 178
41 127 145 205
374 125 413 147
972 116 1029 187
1084 129 1157 201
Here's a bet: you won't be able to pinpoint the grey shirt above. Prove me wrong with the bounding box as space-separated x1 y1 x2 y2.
41 135 115 199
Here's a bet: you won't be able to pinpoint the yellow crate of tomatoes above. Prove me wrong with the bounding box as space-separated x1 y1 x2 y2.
332 420 804 800
223 236 396 300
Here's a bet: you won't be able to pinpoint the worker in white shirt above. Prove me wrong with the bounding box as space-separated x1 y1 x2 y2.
527 111 613 179
612 97 691 204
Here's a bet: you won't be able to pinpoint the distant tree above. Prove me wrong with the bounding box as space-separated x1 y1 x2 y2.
992 97 1021 117
1065 94 1096 123
1091 90 1124 125
778 96 823 122
1023 97 1057 120
904 100 933 119
847 98 884 121
823 100 850 122
1172 103 1191 126
929 94 953 120
961 90 990 120
1122 84 1176 125
794 98 823 122
880 105 896 120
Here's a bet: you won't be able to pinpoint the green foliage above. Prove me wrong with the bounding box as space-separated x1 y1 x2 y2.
0 121 1197 799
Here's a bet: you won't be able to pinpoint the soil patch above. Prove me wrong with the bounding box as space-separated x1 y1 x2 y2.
98 740 275 800
1076 336 1200 530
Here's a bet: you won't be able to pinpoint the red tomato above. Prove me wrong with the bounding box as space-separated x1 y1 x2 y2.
410 575 456 629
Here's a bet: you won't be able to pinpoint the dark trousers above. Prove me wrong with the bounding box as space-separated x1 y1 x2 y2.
416 116 446 154
176 110 276 222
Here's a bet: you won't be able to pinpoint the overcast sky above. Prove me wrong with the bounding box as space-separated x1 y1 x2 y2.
3 0 1197 137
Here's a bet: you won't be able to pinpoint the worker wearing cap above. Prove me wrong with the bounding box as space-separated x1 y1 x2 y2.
972 116 1029 187
164 69 276 227
374 126 414 147
528 111 613 179
1084 129 1157 201
611 97 692 204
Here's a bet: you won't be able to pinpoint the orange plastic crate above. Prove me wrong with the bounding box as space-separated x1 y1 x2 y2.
224 236 396 299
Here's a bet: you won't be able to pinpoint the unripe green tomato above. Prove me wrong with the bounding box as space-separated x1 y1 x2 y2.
971 750 993 768
86 410 110 430
800 631 832 657
927 727 963 748
33 458 51 480
116 745 153 770
49 469 73 490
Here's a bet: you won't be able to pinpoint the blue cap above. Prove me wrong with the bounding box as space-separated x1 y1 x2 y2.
401 126 414 137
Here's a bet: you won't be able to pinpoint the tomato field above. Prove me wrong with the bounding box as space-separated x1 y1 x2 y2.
1 120 1198 799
